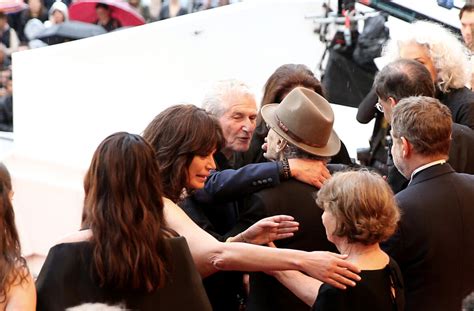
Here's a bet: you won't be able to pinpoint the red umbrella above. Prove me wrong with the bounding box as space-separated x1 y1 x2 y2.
0 0 27 13
69 0 145 27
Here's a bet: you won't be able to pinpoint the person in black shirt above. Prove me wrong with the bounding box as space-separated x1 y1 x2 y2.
267 170 404 311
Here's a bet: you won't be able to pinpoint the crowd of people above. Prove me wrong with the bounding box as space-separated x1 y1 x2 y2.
7 0 235 43
1 3 474 311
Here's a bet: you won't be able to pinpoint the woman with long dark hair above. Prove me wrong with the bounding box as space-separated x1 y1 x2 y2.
143 104 224 203
0 163 36 310
36 133 211 310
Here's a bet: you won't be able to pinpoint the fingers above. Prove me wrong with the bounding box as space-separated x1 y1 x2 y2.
259 216 299 228
277 220 299 228
257 221 299 233
335 267 361 283
314 168 331 188
320 166 331 179
332 256 361 274
314 180 324 189
323 274 354 290
268 215 295 222
325 255 361 288
273 232 295 241
277 228 296 234
276 223 299 233
306 251 361 290
319 266 360 290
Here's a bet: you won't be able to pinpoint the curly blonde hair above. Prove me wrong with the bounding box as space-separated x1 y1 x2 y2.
316 170 400 245
383 20 470 92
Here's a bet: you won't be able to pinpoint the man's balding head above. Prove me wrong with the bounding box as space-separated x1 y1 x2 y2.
375 59 435 101
374 59 436 123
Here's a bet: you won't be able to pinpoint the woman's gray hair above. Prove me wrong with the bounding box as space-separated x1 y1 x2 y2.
383 20 470 92
201 79 255 117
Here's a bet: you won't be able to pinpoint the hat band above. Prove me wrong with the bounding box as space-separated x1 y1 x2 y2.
276 116 326 148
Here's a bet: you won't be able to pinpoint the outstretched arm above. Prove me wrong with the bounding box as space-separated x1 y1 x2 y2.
163 198 360 288
198 157 333 202
195 162 281 203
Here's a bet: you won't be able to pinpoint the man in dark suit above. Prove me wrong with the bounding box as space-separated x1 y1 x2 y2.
382 96 474 311
373 59 474 193
180 79 336 311
245 87 342 311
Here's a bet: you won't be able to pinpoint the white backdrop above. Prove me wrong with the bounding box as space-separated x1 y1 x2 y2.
5 0 373 256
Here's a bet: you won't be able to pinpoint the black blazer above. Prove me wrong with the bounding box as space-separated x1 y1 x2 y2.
246 179 338 311
382 164 474 311
181 153 279 241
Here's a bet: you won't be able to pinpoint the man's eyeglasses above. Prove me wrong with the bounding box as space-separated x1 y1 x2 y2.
375 102 384 113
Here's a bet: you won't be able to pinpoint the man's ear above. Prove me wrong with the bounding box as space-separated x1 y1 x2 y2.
276 138 287 153
401 137 411 158
388 97 397 108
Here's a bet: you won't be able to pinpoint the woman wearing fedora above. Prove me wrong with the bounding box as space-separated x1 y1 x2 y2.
246 87 345 311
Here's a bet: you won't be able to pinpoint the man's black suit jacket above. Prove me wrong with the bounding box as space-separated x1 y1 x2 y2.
382 163 474 311
245 179 338 311
387 123 474 193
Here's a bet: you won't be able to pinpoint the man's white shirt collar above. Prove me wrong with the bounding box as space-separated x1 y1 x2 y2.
409 160 447 184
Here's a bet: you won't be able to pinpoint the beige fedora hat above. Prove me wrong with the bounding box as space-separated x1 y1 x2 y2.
261 87 341 157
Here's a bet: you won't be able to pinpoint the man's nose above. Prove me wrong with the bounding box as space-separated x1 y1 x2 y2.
242 118 254 132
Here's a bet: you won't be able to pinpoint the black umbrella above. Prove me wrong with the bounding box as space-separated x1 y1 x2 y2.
35 21 107 45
